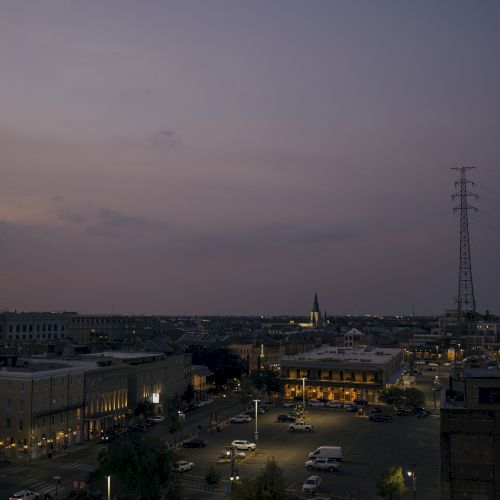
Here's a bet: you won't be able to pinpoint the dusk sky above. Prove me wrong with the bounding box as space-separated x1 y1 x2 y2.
1 1 500 316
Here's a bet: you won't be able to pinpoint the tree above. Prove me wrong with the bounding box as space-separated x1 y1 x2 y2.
239 377 257 403
93 434 181 498
250 369 283 397
187 346 246 390
376 465 409 499
403 388 425 408
231 458 299 500
181 383 195 405
205 464 222 486
134 399 155 418
378 387 405 407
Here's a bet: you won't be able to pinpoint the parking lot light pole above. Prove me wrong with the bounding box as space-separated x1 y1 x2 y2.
53 475 61 497
253 399 260 440
301 377 306 409
107 475 111 500
407 465 417 500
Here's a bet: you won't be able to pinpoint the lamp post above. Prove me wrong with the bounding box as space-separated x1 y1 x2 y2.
253 399 260 441
301 377 306 410
407 465 417 500
53 476 61 497
107 475 111 500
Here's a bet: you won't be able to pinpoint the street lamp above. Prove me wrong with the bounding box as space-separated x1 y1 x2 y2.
53 476 61 497
407 465 417 500
253 399 260 441
107 475 111 500
301 377 306 410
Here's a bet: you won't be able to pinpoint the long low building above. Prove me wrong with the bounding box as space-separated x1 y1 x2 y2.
280 345 403 404
0 351 191 460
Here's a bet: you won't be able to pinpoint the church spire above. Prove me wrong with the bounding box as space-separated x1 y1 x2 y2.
311 291 320 327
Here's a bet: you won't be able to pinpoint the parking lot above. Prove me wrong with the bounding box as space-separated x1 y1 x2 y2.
177 371 441 499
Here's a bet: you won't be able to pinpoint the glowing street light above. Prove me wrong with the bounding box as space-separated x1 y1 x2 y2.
253 399 260 441
107 475 111 500
406 465 417 500
301 377 306 409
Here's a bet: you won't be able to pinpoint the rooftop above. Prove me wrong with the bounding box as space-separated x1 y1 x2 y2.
463 364 500 378
281 345 401 365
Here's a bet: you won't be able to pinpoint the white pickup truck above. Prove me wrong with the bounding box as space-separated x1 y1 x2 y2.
288 421 314 432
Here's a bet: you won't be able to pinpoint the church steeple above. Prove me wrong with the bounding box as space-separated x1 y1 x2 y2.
311 291 320 327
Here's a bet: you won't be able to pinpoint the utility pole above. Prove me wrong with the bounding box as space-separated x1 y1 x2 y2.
451 166 478 341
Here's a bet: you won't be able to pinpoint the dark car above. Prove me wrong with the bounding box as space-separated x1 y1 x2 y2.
98 433 118 443
370 407 383 414
369 413 393 422
277 414 296 423
353 399 368 406
395 408 411 416
182 438 208 448
413 407 428 415
415 409 430 418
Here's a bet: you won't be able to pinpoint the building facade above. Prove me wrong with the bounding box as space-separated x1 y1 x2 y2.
0 357 86 460
0 312 73 346
441 365 500 500
280 346 403 404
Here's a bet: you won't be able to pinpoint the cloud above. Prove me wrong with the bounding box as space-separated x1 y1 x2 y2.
97 207 164 232
151 130 183 149
53 195 86 224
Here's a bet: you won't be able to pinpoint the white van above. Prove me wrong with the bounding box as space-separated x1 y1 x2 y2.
308 446 342 461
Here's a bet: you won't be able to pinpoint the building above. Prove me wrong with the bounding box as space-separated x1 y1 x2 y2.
0 350 192 459
343 328 371 347
0 355 86 460
0 312 73 346
280 346 403 404
191 365 214 402
441 364 500 499
82 351 191 412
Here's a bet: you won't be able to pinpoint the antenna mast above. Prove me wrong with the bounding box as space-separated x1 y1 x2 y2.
451 166 478 337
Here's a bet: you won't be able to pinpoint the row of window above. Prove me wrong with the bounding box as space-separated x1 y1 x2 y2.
6 409 81 431
4 324 65 333
7 333 65 340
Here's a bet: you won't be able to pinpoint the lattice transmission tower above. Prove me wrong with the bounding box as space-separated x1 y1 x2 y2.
451 166 478 336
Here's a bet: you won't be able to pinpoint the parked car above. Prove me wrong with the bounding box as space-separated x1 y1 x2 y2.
305 457 340 472
395 408 411 416
288 421 314 432
231 440 256 451
345 404 358 412
150 414 165 423
353 399 368 406
9 492 39 500
416 409 430 418
308 399 325 407
182 438 207 448
277 414 296 422
231 414 252 424
175 460 194 473
369 407 383 414
261 401 275 408
302 475 322 493
413 407 429 415
282 400 296 408
324 401 344 409
369 413 393 422
98 432 118 443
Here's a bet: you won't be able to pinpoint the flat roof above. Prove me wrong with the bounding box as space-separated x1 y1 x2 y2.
464 365 500 378
281 346 401 366
82 351 164 359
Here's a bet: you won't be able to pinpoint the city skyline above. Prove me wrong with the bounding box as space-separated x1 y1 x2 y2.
1 1 500 315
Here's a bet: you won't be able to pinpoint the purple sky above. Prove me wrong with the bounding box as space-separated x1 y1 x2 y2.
1 1 500 315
